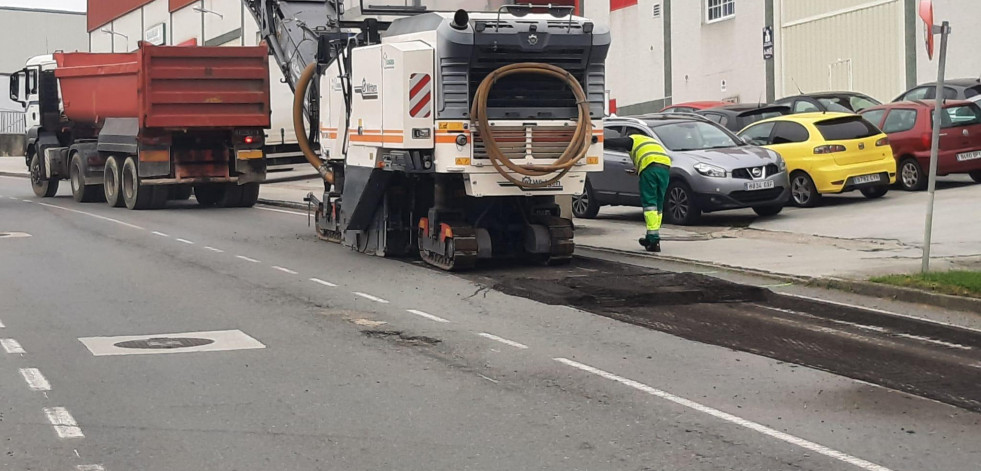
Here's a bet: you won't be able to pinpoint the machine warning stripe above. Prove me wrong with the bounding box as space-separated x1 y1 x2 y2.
409 73 432 118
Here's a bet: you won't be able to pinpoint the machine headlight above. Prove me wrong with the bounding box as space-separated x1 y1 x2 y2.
693 162 726 178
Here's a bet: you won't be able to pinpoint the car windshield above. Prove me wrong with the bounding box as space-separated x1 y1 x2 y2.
649 121 739 151
814 115 880 141
816 98 856 112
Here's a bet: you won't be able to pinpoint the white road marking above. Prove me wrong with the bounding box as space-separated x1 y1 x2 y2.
152 231 169 237
21 199 32 203
204 246 224 253
406 309 450 323
1 338 25 354
309 277 337 287
273 266 298 274
256 206 306 216
353 292 389 303
0 319 4 328
43 407 84 439
477 333 528 349
79 329 265 356
77 465 106 471
36 202 145 230
894 333 972 350
176 238 195 245
780 292 981 335
236 255 261 263
554 358 893 471
19 368 51 391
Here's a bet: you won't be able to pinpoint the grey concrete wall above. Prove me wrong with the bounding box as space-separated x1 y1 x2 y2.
0 7 88 72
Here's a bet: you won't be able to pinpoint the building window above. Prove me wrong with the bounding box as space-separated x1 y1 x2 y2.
706 0 735 23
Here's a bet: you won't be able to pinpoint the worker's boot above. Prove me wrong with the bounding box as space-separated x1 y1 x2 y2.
647 240 661 253
638 238 650 249
644 235 661 253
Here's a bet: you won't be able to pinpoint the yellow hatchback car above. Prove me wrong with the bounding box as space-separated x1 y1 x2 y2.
738 112 897 207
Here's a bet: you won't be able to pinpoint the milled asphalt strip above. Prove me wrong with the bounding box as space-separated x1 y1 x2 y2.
406 309 450 323
36 202 145 230
354 292 389 303
780 292 981 335
554 358 893 471
42 407 84 439
477 333 529 349
19 368 51 391
1 338 25 354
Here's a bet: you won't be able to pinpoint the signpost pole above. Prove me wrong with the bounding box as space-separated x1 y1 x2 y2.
921 21 950 273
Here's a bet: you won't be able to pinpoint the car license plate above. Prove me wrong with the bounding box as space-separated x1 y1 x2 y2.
852 174 881 185
745 180 775 191
956 151 981 162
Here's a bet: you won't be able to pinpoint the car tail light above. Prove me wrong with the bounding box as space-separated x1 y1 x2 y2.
814 144 846 154
921 132 932 150
875 137 889 147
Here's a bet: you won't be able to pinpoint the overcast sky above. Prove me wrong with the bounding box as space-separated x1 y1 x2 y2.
1 0 85 12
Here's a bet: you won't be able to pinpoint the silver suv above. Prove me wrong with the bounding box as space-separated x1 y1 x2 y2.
573 114 790 225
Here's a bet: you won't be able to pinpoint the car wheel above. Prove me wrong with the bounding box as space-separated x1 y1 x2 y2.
752 205 783 217
899 157 926 191
572 180 600 219
30 153 59 198
860 185 889 199
664 180 700 225
969 170 981 183
790 171 822 208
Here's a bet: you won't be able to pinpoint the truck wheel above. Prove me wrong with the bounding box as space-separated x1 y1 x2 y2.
193 184 225 206
104 156 125 207
30 153 59 198
70 155 104 203
121 156 155 210
169 185 193 200
238 183 260 208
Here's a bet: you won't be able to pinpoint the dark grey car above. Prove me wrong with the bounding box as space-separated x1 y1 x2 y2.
574 114 790 225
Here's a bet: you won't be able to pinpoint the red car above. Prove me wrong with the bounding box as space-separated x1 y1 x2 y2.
660 101 729 114
860 100 981 190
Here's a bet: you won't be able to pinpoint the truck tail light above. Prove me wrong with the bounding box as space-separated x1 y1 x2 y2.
875 137 889 147
244 136 255 144
813 144 846 154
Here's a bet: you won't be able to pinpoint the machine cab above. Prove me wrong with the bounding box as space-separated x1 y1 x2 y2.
9 55 57 131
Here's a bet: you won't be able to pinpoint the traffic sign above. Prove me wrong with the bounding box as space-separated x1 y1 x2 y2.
920 0 935 60
763 26 774 60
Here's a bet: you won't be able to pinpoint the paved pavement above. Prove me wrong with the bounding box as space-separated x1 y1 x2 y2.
2 169 981 470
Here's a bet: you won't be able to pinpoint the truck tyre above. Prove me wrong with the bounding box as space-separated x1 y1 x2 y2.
121 156 155 210
104 156 125 207
238 183 260 208
193 184 225 206
70 155 104 203
30 153 59 198
169 185 193 200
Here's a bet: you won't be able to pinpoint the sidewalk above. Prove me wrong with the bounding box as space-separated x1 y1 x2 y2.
5 156 980 282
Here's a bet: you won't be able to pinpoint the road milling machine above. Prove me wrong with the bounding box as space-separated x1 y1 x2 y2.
246 0 609 270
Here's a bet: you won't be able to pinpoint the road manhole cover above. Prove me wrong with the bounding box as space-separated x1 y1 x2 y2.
114 337 215 349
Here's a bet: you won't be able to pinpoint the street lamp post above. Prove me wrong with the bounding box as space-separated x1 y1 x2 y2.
100 28 129 52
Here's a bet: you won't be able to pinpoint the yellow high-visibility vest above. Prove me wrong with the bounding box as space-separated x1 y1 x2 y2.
628 135 671 173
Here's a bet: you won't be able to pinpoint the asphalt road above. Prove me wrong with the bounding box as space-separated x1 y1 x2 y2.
1 175 979 471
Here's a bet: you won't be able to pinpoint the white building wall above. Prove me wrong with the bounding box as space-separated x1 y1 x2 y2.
202 0 244 46
110 9 144 52
672 0 767 104
143 0 170 45
173 1 204 46
915 0 981 86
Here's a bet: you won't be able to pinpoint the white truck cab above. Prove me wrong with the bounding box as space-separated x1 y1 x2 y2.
9 55 57 132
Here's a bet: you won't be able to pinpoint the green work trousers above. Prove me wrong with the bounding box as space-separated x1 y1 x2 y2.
640 164 670 244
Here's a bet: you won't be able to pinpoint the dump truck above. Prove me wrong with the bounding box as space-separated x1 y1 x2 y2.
8 43 271 209
247 0 609 270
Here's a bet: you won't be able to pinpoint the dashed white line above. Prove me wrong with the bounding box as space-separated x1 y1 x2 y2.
1 338 25 354
554 358 893 471
176 238 195 245
36 202 144 230
43 407 84 439
204 246 224 253
21 199 32 203
309 277 337 287
256 206 306 216
477 333 528 349
353 292 389 303
19 368 51 391
273 266 298 274
152 231 169 237
77 465 106 471
0 319 5 328
236 255 261 263
780 292 981 335
406 309 450 323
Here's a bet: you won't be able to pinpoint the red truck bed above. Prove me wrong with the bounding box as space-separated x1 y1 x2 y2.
54 43 270 129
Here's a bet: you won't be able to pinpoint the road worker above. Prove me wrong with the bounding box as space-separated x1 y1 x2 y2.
604 134 672 253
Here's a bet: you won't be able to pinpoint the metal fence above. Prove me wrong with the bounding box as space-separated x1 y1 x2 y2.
1 110 25 134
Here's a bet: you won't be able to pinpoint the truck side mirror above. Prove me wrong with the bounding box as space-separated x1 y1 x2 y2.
8 70 24 105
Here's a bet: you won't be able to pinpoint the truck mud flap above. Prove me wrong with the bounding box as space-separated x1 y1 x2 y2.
342 167 393 232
